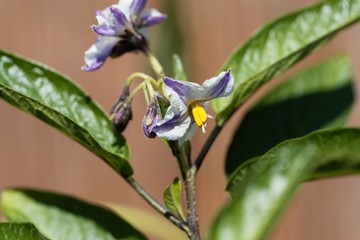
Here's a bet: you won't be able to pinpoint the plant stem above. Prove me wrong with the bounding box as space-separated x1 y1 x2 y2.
125 176 191 236
184 167 200 240
144 50 164 79
192 125 222 174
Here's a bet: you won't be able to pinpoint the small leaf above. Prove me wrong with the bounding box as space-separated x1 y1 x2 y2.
226 55 354 176
209 128 360 240
212 0 360 125
1 189 146 240
173 54 188 81
0 223 48 240
0 50 132 177
163 178 185 221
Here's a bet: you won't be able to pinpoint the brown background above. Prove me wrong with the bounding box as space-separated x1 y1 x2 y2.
1 0 360 239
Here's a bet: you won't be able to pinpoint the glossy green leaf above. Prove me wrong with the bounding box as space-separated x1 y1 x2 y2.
212 0 360 125
209 128 360 240
105 202 186 240
173 54 188 81
163 178 185 221
226 55 354 176
1 189 146 240
0 223 48 240
0 50 132 177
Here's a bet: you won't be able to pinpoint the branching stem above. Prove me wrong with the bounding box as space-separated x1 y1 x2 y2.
125 176 191 237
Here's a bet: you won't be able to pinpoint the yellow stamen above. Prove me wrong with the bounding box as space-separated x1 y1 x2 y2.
191 103 207 133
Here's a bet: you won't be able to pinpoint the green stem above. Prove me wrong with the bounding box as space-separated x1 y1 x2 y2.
169 141 201 239
125 176 191 236
144 50 165 79
184 167 200 240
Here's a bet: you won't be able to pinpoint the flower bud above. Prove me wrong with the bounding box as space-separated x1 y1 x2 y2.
111 86 133 133
142 97 163 138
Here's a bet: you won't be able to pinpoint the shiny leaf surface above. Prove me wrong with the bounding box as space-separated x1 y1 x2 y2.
0 223 48 240
226 55 354 176
163 178 185 220
0 50 132 176
1 189 146 240
212 0 360 125
209 128 360 240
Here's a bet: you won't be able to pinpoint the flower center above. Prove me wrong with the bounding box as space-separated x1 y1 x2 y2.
190 103 207 133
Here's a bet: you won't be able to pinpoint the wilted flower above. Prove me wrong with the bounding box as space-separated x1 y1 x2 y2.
82 0 166 71
151 70 234 145
111 86 133 133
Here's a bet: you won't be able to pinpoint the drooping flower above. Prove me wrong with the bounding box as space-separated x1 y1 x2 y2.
111 86 133 133
150 70 234 145
82 0 166 71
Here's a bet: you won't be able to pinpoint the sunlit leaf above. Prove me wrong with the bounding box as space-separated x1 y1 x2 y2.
1 189 146 240
163 178 185 220
0 50 132 176
0 223 48 240
213 0 360 125
209 128 360 240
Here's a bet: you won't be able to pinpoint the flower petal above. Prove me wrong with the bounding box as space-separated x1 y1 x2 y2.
82 36 120 71
152 114 191 140
201 69 234 100
164 77 203 103
130 0 147 17
116 0 133 20
138 9 167 27
178 122 198 146
152 91 190 140
110 7 131 29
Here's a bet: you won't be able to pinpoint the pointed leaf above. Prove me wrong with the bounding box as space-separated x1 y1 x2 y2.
0 223 48 240
163 178 185 221
213 0 360 125
1 189 146 240
0 50 132 176
172 54 188 81
209 128 360 240
226 55 354 176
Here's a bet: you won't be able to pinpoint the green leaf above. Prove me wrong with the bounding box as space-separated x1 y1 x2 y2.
172 54 188 81
163 178 185 221
1 189 146 240
226 55 354 176
0 223 48 240
0 50 132 177
209 128 360 240
105 202 187 240
212 0 360 125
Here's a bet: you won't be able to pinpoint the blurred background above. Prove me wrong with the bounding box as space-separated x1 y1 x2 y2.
1 0 360 239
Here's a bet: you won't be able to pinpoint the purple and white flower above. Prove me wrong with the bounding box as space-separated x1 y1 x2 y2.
149 70 234 145
82 0 166 71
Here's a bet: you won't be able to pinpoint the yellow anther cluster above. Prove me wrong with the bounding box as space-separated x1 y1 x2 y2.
190 103 207 133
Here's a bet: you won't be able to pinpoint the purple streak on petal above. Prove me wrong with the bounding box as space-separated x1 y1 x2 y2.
110 7 130 27
92 25 118 36
138 9 166 27
152 114 191 140
82 37 119 71
202 69 234 99
164 77 194 101
139 14 167 27
81 61 104 71
130 0 146 16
